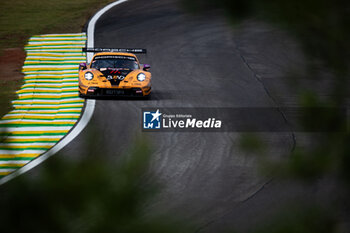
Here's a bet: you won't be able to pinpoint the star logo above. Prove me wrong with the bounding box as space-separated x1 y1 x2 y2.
143 109 162 129
150 109 162 122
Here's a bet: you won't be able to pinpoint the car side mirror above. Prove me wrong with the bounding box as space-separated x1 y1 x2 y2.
143 64 151 71
79 62 87 70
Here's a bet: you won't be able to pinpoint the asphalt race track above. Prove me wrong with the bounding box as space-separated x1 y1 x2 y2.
2 0 314 232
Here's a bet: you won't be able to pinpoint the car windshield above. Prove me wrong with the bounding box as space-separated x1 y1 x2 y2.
91 55 139 70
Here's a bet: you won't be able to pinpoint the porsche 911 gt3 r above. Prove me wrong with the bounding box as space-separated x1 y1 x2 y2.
79 48 151 98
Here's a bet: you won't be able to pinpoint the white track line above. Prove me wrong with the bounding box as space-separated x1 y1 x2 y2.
87 0 128 61
0 0 128 185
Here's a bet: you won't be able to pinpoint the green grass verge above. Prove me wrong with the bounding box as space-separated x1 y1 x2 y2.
0 79 23 118
0 0 116 118
0 0 116 50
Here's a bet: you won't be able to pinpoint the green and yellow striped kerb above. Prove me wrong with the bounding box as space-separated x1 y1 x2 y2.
0 33 86 179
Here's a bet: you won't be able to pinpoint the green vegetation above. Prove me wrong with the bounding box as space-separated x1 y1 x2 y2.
182 0 349 232
0 0 116 50
0 79 23 117
0 138 191 233
0 0 118 118
182 0 350 77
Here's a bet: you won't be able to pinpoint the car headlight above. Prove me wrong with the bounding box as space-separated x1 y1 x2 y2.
84 72 94 81
137 73 146 81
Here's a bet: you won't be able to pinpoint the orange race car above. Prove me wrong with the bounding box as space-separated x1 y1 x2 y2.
78 48 151 98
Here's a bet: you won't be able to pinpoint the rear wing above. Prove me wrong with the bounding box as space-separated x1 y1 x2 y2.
83 48 147 54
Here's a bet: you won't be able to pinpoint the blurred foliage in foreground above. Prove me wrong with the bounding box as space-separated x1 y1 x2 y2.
181 0 350 182
0 138 188 233
252 205 337 233
182 0 350 78
182 0 349 232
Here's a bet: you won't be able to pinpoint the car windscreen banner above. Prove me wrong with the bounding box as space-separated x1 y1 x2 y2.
83 48 147 53
94 55 136 60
